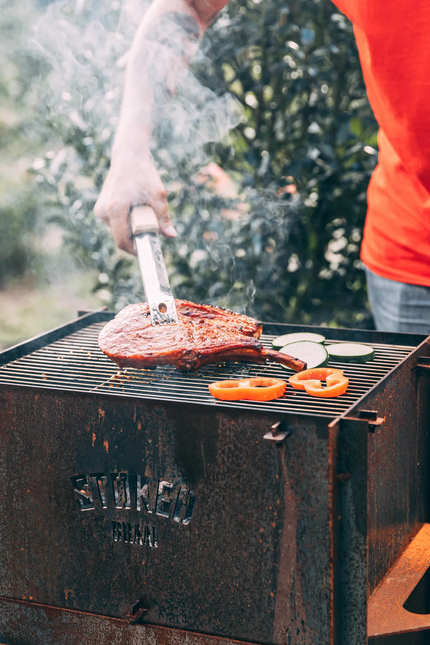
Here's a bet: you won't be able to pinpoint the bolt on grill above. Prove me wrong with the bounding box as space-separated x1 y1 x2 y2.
0 319 414 417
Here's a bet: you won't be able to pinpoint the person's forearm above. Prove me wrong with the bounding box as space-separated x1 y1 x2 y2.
112 1 210 161
95 0 229 253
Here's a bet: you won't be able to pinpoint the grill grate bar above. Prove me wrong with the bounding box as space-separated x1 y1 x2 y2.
1 367 374 393
0 365 399 390
0 352 403 372
0 360 405 390
39 333 414 353
0 321 415 419
0 373 352 413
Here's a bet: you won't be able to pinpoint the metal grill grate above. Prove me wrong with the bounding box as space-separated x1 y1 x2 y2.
0 321 414 418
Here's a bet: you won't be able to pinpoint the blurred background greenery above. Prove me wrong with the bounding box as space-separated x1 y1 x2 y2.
0 0 378 350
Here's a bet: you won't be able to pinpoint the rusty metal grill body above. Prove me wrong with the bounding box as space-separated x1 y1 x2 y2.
0 311 429 645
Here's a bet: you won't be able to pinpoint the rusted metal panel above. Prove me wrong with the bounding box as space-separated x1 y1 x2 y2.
0 597 258 645
369 634 430 645
343 337 430 598
330 417 368 645
368 523 430 638
0 388 333 644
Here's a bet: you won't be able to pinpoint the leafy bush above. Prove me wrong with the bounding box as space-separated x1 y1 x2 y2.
32 0 378 327
0 190 40 286
0 1 49 286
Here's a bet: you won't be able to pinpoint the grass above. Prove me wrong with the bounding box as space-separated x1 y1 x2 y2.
0 271 103 351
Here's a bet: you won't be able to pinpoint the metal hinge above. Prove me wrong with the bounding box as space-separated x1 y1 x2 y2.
345 409 385 433
416 356 430 377
263 421 290 443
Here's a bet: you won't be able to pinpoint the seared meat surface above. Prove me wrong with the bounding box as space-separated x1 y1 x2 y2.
99 300 306 372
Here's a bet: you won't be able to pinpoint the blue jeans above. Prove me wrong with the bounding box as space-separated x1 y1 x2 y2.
366 267 430 334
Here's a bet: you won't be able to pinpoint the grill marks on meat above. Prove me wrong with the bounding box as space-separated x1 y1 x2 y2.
99 300 307 372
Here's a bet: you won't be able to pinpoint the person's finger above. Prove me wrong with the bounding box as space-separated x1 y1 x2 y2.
151 190 177 238
108 204 137 256
94 198 109 224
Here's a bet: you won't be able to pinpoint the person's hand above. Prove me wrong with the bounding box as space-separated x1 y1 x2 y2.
94 151 177 255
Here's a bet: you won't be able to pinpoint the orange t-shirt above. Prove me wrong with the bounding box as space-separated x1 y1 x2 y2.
333 0 430 286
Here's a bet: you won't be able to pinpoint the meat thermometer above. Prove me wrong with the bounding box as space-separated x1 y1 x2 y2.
131 205 178 325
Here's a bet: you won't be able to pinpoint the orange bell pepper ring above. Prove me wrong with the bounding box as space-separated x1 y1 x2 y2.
209 377 287 402
289 367 349 398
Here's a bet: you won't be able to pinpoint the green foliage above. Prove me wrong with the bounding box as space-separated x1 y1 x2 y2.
32 0 378 327
0 1 53 286
0 191 39 286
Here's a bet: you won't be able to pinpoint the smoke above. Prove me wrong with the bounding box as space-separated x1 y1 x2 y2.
29 0 241 173
12 0 245 309
30 0 143 131
11 0 300 318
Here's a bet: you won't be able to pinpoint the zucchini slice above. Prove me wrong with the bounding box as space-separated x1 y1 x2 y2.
279 341 329 370
327 343 375 363
272 332 325 350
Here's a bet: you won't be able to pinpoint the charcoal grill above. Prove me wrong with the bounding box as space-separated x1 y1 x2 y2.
1 310 430 645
